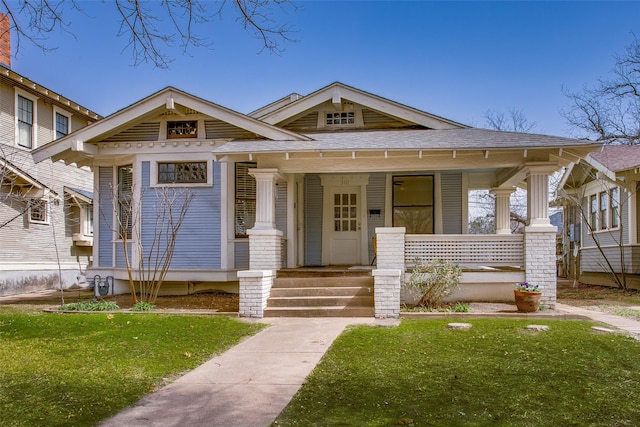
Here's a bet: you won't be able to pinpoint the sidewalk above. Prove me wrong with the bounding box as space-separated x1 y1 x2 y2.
556 303 640 340
98 317 396 427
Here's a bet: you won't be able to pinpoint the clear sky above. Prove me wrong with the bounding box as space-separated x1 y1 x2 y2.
6 1 640 138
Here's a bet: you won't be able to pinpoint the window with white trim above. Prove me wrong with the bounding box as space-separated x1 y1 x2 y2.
325 112 355 126
589 195 597 230
589 187 620 231
117 165 133 239
610 187 620 229
235 162 256 237
54 111 70 139
29 199 48 224
17 95 34 148
84 205 94 235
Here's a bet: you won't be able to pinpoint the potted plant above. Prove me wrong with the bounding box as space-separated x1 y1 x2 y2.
514 282 542 312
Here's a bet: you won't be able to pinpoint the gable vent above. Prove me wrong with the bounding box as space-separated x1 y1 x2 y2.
205 119 256 139
103 122 160 142
283 112 319 131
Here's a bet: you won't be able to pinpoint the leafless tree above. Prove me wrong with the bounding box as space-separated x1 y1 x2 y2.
1 0 297 69
109 183 194 304
484 108 537 133
563 36 640 144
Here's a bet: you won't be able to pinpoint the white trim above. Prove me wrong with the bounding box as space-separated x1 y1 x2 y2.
28 198 49 225
92 167 100 265
220 160 230 270
629 185 637 245
53 106 72 140
286 173 297 268
434 173 442 234
462 173 469 234
14 87 38 149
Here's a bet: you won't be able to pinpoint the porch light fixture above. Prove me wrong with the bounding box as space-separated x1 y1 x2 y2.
484 150 489 159
384 150 388 159
352 151 356 159
523 149 528 158
418 150 423 159
452 150 457 158
285 152 290 160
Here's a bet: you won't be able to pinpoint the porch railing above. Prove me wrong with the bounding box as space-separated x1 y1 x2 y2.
404 234 524 268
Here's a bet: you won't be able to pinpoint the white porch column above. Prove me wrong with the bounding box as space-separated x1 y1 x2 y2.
524 165 558 309
526 168 551 227
249 168 282 230
491 188 515 234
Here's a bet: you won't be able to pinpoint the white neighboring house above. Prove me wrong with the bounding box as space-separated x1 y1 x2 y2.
0 47 101 295
32 82 600 317
557 144 640 289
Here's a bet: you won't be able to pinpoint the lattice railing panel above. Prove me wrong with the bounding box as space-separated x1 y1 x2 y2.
405 234 524 267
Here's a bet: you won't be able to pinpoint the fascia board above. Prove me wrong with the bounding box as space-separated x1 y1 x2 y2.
259 83 467 130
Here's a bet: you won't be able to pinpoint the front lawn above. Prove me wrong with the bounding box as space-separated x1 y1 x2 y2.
0 307 263 426
274 318 640 426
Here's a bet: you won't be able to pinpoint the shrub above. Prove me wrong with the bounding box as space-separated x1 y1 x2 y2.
406 258 462 308
132 301 156 311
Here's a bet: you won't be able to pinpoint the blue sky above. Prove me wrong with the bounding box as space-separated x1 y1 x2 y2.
6 1 640 138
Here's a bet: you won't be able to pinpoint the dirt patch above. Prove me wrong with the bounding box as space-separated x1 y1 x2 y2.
557 279 640 308
1 289 239 312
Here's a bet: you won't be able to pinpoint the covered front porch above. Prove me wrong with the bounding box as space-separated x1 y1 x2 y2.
235 163 557 318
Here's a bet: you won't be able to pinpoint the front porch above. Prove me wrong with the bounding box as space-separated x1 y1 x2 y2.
239 228 555 318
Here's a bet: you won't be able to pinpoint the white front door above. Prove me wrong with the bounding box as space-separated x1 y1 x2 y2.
328 187 360 265
320 174 369 266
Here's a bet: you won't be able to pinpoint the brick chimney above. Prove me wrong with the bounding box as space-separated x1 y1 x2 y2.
0 13 10 67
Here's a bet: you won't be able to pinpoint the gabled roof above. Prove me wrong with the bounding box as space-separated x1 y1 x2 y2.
254 82 468 130
588 144 640 173
32 86 310 164
0 154 51 198
0 65 102 121
555 144 640 192
64 187 93 205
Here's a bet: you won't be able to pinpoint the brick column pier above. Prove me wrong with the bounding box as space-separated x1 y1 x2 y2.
373 227 405 318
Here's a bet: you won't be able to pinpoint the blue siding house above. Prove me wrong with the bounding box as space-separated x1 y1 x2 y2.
33 83 600 315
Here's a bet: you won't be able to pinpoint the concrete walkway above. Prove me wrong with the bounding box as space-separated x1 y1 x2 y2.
556 303 640 340
98 317 395 427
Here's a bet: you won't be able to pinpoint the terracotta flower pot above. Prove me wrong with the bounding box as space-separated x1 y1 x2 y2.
514 290 542 312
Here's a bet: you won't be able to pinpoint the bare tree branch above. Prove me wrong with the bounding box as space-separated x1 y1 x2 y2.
484 108 536 133
1 0 297 69
563 35 640 144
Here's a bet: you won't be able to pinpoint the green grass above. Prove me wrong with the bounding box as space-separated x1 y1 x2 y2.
0 307 263 426
274 318 640 427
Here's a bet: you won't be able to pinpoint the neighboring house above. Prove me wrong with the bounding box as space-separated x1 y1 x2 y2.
32 82 599 316
0 21 101 295
556 144 640 289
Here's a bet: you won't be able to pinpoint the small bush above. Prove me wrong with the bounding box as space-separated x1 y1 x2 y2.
58 301 120 311
132 301 156 311
452 302 470 312
405 258 462 308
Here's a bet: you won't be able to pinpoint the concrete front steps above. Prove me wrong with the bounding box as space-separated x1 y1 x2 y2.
264 269 375 317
